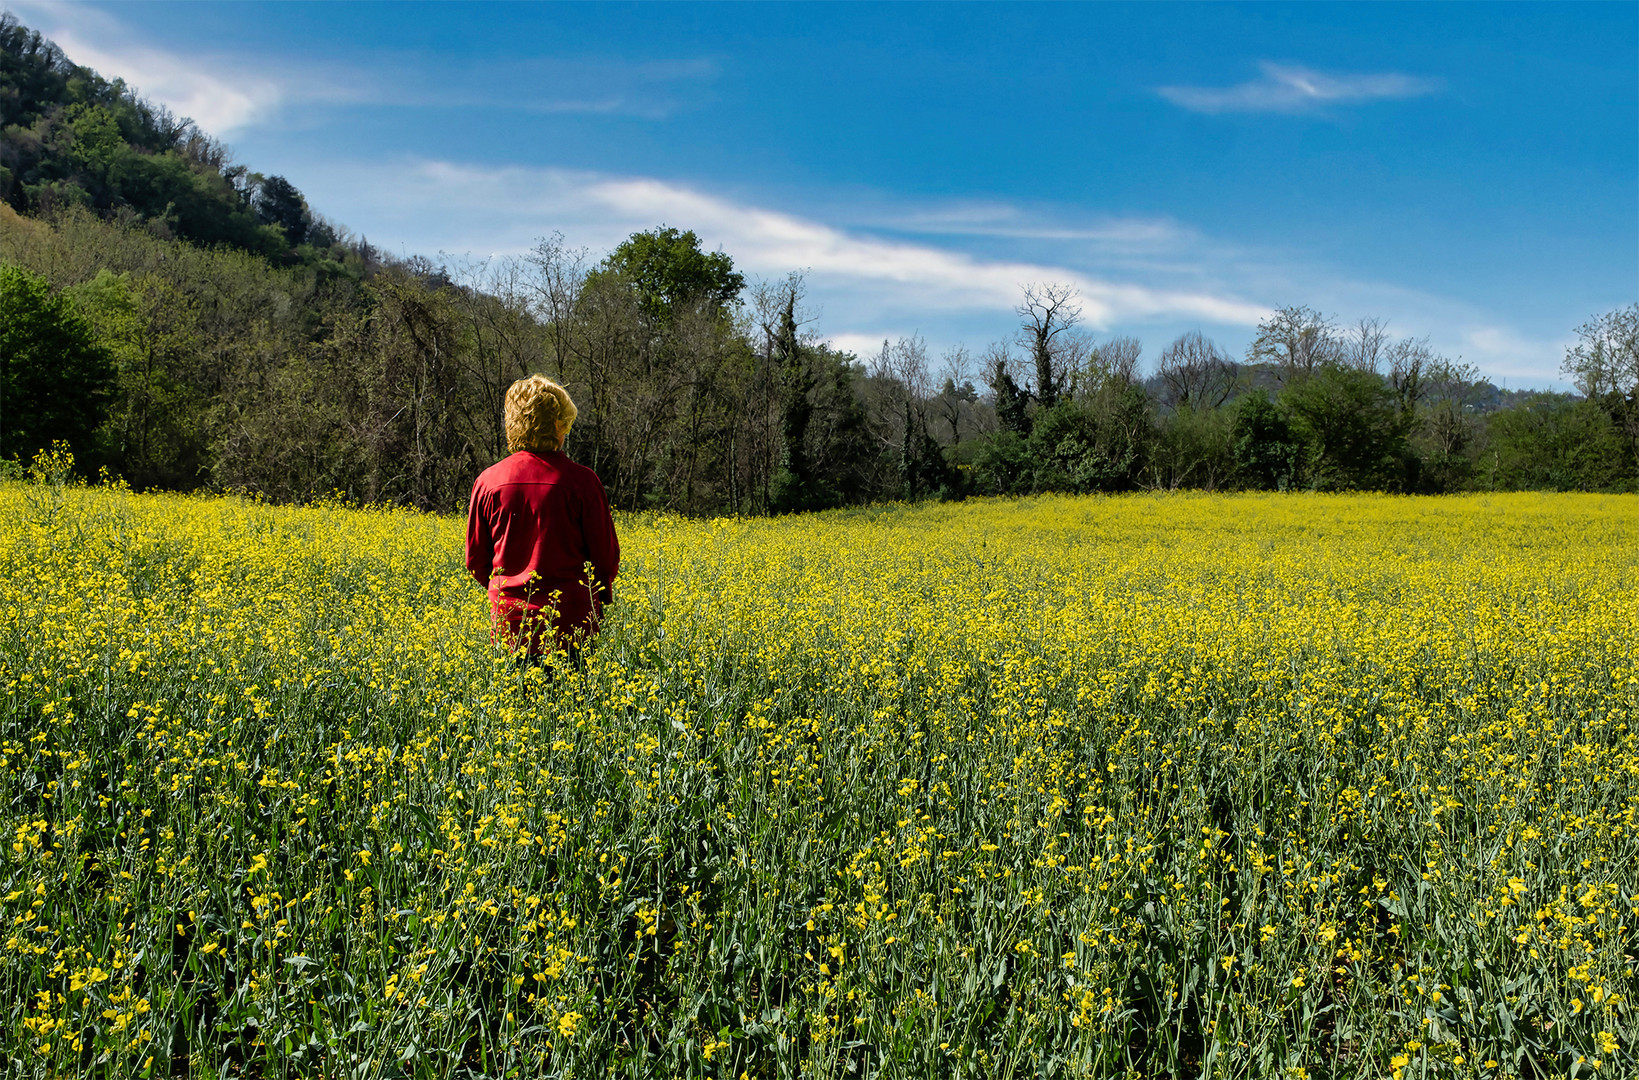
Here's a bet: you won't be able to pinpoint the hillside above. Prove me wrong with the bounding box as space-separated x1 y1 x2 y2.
1 12 356 273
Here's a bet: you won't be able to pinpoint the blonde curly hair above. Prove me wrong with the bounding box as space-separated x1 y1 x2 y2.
505 375 578 454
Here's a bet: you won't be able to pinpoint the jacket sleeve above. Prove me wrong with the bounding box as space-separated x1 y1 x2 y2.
582 472 620 603
464 478 493 586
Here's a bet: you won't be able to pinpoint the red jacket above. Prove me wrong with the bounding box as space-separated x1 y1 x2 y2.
465 451 620 613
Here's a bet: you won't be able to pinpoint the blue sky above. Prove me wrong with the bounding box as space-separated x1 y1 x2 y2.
9 1 1636 385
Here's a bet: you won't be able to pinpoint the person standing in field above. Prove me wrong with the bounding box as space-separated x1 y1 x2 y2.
465 375 620 658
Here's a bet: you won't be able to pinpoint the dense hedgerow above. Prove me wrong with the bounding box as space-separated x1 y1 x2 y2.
2 455 1636 1078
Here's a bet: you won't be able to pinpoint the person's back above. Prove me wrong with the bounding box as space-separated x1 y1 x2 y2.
465 376 618 655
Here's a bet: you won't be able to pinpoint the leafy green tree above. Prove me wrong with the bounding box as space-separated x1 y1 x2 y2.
971 430 1033 495
600 226 743 324
69 268 207 488
1281 364 1408 490
768 284 816 513
799 346 876 507
1149 403 1234 491
1229 391 1298 490
2 14 320 265
253 175 310 247
1247 305 1337 383
0 262 113 463
1024 387 1148 494
986 353 1032 436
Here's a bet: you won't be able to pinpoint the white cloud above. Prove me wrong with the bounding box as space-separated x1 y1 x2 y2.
3 1 717 130
874 202 1196 252
1160 61 1441 115
350 159 1272 330
7 0 281 132
301 156 1573 384
55 37 281 134
1453 325 1573 384
2 1 1557 385
824 333 900 360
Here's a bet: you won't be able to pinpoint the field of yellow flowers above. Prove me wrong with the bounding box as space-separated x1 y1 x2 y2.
2 456 1636 1079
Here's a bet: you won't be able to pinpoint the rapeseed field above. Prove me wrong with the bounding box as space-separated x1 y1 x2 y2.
2 452 1636 1078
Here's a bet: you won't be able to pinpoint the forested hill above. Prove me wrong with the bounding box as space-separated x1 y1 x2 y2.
0 13 360 277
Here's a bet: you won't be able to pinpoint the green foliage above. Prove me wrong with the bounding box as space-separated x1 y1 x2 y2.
1 14 347 269
0 261 113 465
1028 390 1148 494
769 287 816 514
253 174 310 247
971 430 1033 496
3 36 1634 515
68 269 209 489
1483 395 1635 493
1148 404 1235 491
1230 391 1299 491
802 350 877 506
988 357 1032 437
973 388 1147 496
599 226 744 324
1281 365 1410 491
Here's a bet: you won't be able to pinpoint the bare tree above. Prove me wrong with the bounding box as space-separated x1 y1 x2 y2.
1094 335 1143 387
750 272 817 361
525 232 589 378
935 345 978 442
1053 329 1097 399
1247 305 1338 382
1385 335 1435 413
872 333 932 397
1341 317 1389 372
1016 282 1082 408
1155 330 1236 409
938 345 973 395
448 254 547 462
865 334 932 458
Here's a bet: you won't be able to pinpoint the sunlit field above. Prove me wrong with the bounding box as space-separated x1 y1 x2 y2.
2 462 1636 1079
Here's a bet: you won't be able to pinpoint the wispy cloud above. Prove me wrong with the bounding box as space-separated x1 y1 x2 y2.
1160 61 1441 115
1456 325 1573 384
291 56 718 121
875 202 1196 252
360 159 1272 330
3 0 717 131
303 157 1572 382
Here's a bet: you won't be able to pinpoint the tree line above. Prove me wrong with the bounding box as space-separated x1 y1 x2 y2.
2 11 1634 511
3 203 1635 511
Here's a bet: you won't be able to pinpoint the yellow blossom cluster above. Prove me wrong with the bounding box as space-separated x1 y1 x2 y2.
1 468 1635 1077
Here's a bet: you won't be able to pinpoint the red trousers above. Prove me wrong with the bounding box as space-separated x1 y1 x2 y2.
490 586 602 656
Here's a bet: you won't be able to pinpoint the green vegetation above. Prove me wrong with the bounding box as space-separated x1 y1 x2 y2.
2 480 1636 1077
0 263 113 463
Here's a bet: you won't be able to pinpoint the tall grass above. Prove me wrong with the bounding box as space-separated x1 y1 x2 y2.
2 462 1636 1078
